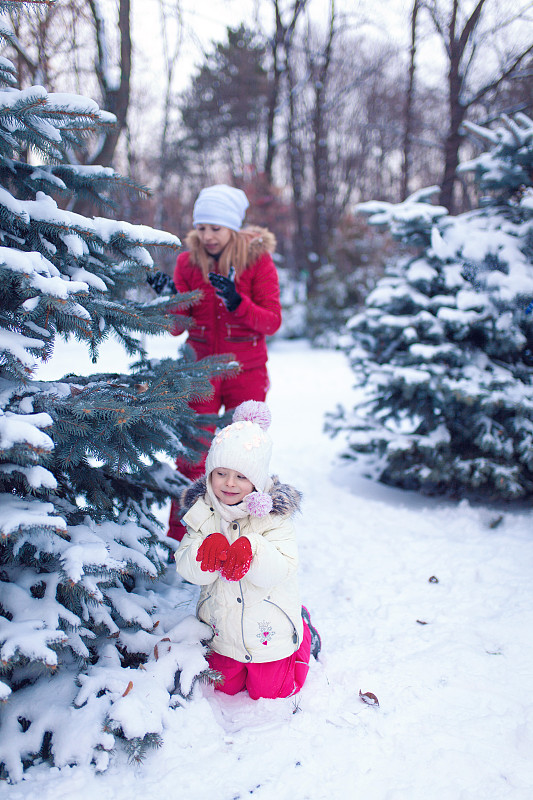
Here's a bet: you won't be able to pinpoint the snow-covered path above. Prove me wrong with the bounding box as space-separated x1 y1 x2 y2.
8 338 533 799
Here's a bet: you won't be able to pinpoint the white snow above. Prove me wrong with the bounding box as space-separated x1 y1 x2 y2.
0 410 54 450
0 330 44 369
0 246 90 299
5 334 533 799
0 463 57 490
0 496 66 538
357 190 448 231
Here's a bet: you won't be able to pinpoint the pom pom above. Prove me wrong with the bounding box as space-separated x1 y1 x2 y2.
245 491 273 517
232 400 271 431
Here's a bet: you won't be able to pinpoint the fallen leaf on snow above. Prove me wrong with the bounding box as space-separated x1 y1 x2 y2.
359 690 379 707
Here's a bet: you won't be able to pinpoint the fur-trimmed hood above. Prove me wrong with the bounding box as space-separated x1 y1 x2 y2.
181 474 302 518
185 225 276 269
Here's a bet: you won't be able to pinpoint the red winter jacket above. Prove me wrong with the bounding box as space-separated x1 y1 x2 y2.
171 227 281 370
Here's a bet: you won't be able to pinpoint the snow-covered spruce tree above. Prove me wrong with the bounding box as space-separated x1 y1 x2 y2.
326 113 533 501
0 57 236 778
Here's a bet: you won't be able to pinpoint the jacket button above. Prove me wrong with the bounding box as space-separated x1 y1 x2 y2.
233 523 238 530
237 597 242 603
245 655 251 661
209 507 213 511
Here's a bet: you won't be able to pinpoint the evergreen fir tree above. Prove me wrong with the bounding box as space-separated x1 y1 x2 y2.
178 24 271 162
0 34 236 780
327 113 533 501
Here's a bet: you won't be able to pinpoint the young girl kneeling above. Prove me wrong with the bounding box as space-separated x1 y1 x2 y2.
174 401 320 700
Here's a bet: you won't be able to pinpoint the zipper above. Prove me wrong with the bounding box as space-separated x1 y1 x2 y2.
264 599 300 647
212 274 221 354
238 582 253 661
230 520 253 661
225 323 258 343
197 593 211 617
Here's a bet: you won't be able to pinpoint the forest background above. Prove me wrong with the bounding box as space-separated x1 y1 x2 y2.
3 0 532 339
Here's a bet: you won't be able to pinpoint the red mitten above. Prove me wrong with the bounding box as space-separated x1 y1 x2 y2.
196 533 229 572
221 537 253 581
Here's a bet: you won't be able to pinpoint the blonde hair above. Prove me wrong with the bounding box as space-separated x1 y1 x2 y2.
189 229 253 282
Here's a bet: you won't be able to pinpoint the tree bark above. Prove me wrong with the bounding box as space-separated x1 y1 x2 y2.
153 0 182 233
440 33 466 212
401 0 419 200
264 6 283 184
310 0 336 269
286 56 310 276
87 0 132 168
264 0 309 183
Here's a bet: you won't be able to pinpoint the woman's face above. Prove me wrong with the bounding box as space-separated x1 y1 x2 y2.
195 224 232 257
211 468 254 505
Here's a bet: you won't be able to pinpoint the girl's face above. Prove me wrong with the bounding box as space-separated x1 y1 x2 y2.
195 224 232 257
211 469 254 505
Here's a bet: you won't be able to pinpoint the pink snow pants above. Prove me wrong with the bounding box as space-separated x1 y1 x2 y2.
207 621 312 700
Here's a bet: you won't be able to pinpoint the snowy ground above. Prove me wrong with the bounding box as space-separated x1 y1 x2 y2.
6 336 533 799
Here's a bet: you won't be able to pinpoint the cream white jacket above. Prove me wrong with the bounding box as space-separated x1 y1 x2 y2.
175 477 303 664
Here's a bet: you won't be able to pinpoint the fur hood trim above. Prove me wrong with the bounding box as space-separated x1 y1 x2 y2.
185 225 276 268
181 474 301 517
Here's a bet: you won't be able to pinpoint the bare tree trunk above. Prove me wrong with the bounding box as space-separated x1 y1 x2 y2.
286 56 311 276
309 0 336 272
401 0 419 200
153 0 183 233
264 0 309 183
266 0 311 274
264 8 283 184
440 31 466 212
87 0 131 167
437 0 474 212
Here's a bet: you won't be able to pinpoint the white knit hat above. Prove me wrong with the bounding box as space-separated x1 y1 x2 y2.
205 401 274 517
206 401 272 491
193 184 249 231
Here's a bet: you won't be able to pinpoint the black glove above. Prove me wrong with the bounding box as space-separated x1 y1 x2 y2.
208 266 242 312
147 270 177 296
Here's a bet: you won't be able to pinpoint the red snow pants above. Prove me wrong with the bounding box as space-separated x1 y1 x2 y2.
167 365 270 541
207 621 312 700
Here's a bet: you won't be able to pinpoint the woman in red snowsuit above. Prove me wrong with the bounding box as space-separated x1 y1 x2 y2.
168 184 282 540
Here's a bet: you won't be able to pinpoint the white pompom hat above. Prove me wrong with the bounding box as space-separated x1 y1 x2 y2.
193 184 249 232
206 401 272 491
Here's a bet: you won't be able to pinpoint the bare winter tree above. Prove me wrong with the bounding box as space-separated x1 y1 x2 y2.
306 0 337 271
1 0 132 172
1 0 94 90
263 0 309 185
284 44 312 275
421 0 533 212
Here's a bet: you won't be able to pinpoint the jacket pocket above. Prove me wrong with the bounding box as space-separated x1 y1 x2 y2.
224 323 259 344
189 325 208 343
